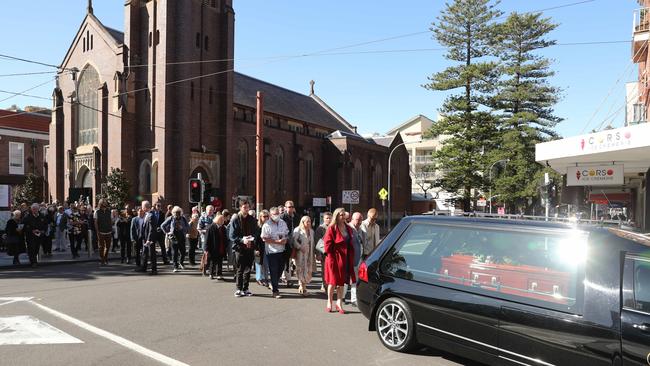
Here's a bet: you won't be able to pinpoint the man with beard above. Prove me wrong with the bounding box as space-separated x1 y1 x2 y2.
228 200 258 297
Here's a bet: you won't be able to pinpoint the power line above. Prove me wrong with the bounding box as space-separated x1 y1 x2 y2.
0 53 72 72
580 40 648 134
0 70 56 77
0 77 56 104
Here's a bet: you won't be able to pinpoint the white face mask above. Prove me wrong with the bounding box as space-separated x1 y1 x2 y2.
271 215 280 223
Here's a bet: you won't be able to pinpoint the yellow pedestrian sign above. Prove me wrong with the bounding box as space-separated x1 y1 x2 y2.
378 188 388 200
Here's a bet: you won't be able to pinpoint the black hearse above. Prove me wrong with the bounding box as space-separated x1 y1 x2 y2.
357 216 650 366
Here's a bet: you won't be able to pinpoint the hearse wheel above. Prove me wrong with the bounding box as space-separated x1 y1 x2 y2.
375 297 417 352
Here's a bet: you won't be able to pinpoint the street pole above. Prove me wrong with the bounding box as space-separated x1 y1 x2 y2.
488 159 508 214
255 91 264 213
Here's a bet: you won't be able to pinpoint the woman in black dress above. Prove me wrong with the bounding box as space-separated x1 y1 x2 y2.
6 210 24 265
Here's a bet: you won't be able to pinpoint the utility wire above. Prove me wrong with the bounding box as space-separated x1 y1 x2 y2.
0 70 56 77
580 39 648 134
0 77 56 104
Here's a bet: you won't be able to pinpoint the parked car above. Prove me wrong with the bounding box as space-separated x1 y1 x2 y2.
357 215 650 366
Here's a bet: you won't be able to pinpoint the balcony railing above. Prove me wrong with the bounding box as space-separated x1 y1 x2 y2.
634 8 650 33
413 156 434 164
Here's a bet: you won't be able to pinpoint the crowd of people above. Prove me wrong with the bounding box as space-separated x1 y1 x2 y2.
3 198 382 312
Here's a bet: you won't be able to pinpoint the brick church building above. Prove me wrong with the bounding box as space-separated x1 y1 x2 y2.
48 0 410 219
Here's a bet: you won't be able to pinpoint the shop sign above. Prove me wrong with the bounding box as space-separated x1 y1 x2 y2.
566 165 624 186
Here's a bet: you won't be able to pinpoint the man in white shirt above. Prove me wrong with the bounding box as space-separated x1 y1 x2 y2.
261 206 289 299
360 208 381 259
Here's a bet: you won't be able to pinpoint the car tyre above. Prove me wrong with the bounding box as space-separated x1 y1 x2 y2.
375 297 417 352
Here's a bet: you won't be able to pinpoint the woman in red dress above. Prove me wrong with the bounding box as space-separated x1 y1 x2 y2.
323 207 356 314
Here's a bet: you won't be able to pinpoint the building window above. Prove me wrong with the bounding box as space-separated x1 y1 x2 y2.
9 142 24 175
155 30 160 45
90 34 93 50
305 153 314 194
149 32 152 47
274 147 284 188
139 160 152 194
83 38 86 52
237 140 248 193
196 32 201 48
204 35 209 51
633 103 647 123
373 163 383 196
353 159 363 191
77 65 100 146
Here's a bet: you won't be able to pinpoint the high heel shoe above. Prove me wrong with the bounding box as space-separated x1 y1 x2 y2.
326 304 332 313
335 304 345 314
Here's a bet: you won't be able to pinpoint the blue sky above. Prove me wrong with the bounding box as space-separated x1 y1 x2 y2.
0 0 639 138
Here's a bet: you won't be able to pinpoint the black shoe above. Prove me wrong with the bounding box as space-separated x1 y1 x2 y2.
134 268 146 272
150 270 158 275
120 258 125 264
127 259 131 264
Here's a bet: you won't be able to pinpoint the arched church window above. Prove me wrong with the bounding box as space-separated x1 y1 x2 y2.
77 65 100 146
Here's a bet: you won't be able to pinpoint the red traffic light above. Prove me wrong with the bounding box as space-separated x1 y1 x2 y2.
191 181 199 189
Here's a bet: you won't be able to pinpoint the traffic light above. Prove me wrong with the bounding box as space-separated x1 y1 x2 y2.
189 178 203 203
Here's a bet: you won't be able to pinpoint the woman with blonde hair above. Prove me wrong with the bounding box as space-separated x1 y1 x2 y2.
323 208 356 314
292 215 315 296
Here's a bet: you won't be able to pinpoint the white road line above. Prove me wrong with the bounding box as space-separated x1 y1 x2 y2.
0 297 33 307
29 300 189 366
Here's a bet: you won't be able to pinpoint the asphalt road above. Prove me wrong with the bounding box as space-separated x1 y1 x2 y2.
0 262 480 366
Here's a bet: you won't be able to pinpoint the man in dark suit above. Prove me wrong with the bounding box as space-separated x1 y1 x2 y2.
151 201 170 265
22 203 48 267
139 201 158 274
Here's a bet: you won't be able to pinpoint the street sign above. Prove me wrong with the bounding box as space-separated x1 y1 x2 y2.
378 187 388 200
313 197 327 207
342 190 360 204
497 207 505 215
477 198 486 207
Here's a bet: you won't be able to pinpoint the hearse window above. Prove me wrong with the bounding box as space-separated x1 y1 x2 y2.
633 259 650 313
380 223 586 313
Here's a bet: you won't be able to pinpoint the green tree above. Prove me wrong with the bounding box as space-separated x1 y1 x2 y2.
424 0 503 211
12 174 44 207
102 168 131 209
489 12 562 213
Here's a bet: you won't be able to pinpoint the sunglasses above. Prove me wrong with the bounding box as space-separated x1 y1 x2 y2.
286 206 294 208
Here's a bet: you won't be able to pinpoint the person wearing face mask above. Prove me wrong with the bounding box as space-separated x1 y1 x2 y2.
205 214 228 280
360 208 381 260
228 200 259 297
22 203 48 267
161 206 190 272
261 206 289 298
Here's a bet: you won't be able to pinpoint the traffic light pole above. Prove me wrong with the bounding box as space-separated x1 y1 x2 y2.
198 172 203 213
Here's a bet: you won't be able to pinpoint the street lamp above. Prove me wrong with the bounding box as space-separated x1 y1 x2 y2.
388 139 423 231
488 159 508 214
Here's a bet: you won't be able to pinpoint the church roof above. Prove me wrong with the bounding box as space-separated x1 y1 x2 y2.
233 73 357 134
104 26 124 44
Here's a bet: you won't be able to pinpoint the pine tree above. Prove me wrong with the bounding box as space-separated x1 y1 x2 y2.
424 0 503 211
102 168 131 209
489 12 562 213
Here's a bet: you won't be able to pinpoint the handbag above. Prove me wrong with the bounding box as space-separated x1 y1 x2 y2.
315 238 325 255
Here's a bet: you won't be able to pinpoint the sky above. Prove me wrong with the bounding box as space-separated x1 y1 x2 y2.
0 0 640 138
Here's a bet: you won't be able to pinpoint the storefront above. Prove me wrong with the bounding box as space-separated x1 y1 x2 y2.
536 123 650 232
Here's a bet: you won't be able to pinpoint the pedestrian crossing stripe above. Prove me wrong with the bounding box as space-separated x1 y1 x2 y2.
0 316 83 345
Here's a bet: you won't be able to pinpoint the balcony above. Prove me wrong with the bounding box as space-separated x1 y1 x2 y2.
412 171 439 181
633 8 650 63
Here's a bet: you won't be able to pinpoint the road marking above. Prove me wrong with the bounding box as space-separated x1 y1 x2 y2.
0 316 83 345
0 297 33 307
30 300 189 366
